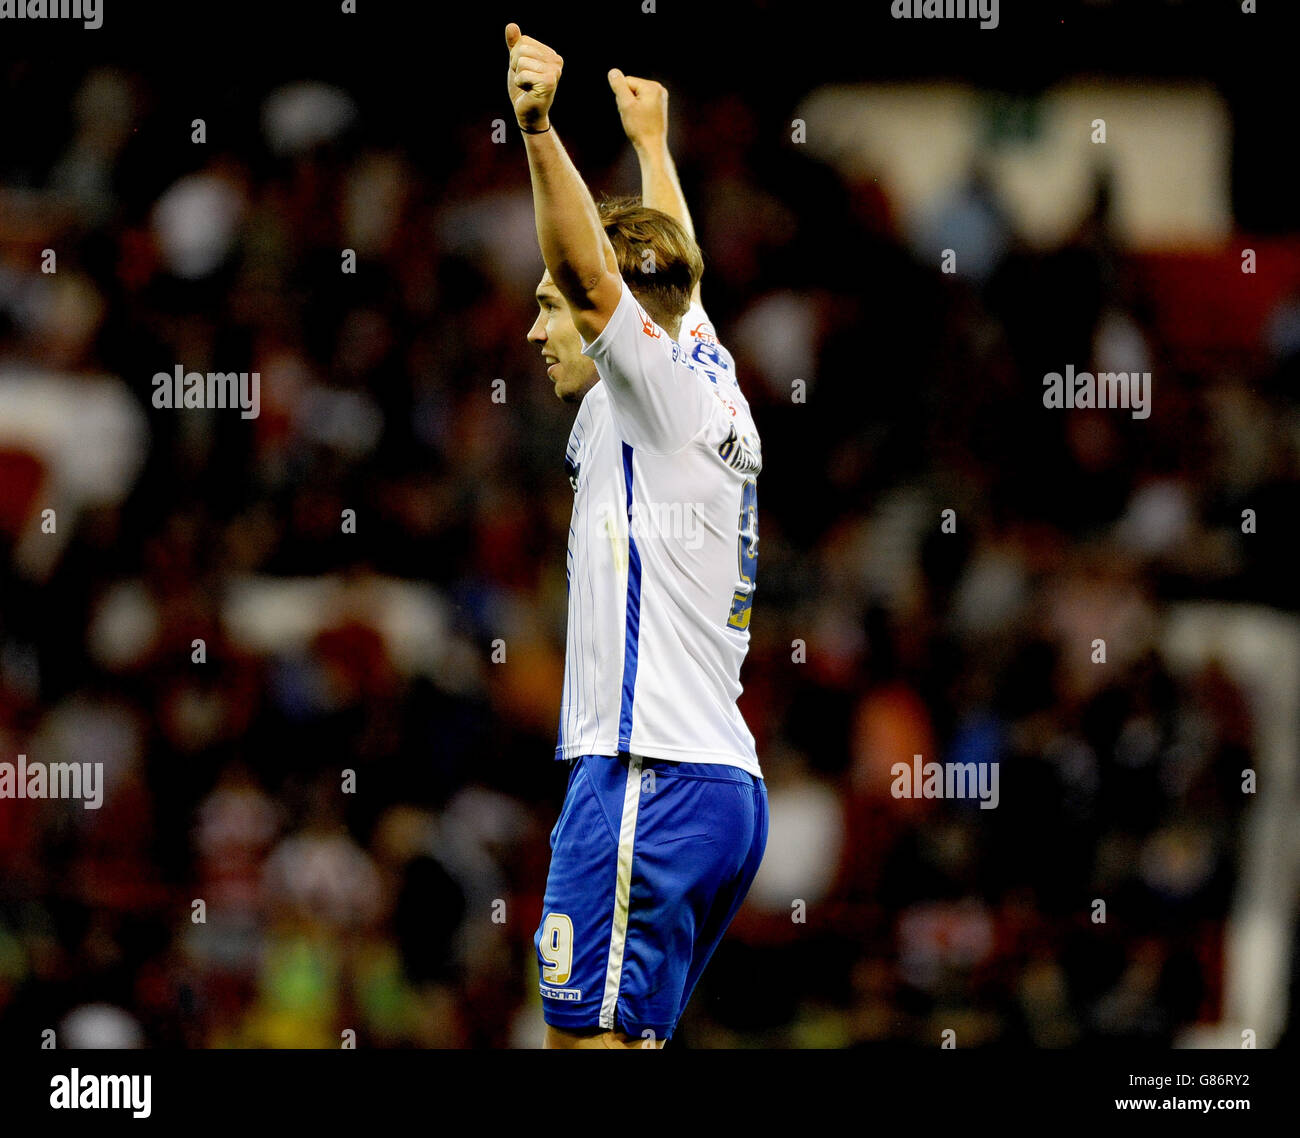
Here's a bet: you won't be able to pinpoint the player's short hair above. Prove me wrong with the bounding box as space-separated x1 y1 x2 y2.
597 195 703 329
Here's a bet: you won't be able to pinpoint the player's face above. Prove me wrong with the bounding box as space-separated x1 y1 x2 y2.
529 275 599 403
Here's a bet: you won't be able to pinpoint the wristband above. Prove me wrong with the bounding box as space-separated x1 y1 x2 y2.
519 122 551 134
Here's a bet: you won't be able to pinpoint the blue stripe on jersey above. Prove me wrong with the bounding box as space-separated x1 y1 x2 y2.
617 442 641 752
557 541 572 757
571 417 587 751
582 466 599 748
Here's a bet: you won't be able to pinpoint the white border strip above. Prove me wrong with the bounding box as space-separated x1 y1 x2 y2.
1162 604 1300 1048
599 754 644 1030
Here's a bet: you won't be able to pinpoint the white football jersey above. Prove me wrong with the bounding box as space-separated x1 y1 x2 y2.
555 276 762 778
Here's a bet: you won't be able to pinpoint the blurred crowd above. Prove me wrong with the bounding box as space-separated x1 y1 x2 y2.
0 63 1296 1048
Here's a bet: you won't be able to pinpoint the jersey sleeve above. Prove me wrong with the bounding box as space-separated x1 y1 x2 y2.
677 301 740 390
579 277 714 454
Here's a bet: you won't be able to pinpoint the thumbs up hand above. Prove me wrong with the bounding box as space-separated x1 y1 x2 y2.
506 23 563 131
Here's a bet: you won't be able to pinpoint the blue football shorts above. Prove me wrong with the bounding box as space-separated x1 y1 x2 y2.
534 752 769 1042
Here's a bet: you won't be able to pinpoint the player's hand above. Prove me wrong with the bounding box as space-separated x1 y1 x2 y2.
506 23 563 132
608 69 668 151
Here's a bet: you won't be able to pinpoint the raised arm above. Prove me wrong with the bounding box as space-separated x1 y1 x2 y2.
507 23 622 343
608 69 702 308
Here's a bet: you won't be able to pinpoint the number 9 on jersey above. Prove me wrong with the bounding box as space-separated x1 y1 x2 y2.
727 480 758 631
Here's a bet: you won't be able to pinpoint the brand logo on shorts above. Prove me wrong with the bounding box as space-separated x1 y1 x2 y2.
540 984 582 1001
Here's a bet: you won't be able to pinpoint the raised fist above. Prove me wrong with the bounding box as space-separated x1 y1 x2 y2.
607 69 668 150
506 23 563 131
